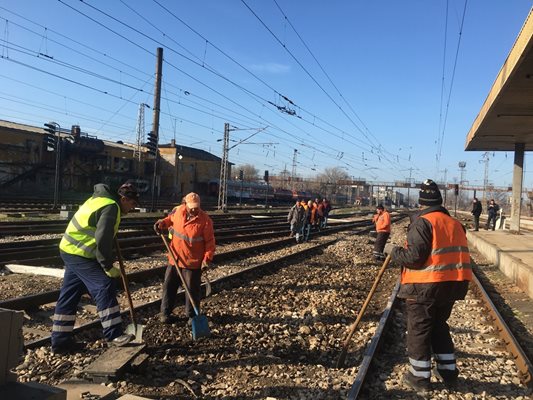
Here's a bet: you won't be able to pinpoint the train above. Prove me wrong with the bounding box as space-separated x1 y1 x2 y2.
207 179 324 205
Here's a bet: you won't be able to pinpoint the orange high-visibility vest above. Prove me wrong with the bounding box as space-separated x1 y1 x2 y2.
401 211 472 284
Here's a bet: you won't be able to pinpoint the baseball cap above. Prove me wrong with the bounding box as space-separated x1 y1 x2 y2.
185 192 200 208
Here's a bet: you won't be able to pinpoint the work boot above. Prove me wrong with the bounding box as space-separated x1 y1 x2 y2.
433 367 458 388
110 333 134 347
159 313 178 324
403 372 431 393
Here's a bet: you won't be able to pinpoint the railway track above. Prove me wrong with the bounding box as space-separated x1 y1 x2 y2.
6 212 529 398
10 217 531 399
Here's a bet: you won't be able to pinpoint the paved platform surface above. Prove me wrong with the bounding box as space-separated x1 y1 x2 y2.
467 228 533 299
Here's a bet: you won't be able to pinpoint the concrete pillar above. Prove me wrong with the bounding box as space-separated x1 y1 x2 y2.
510 142 525 232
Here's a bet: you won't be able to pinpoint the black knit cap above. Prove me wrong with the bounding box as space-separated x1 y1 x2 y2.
419 179 442 206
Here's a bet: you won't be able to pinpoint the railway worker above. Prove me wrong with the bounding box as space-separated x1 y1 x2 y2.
371 204 391 261
485 199 499 231
153 192 215 324
471 197 482 231
287 198 305 243
321 198 332 228
300 200 310 241
51 183 140 354
384 179 472 392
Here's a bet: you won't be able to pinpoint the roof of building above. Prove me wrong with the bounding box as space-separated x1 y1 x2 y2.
465 9 533 151
159 142 223 162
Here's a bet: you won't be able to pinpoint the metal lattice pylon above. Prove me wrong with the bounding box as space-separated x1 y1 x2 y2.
134 103 146 162
218 123 230 210
291 149 298 191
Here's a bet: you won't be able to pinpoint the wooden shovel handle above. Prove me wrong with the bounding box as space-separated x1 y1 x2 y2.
160 234 201 315
336 254 391 368
114 237 136 326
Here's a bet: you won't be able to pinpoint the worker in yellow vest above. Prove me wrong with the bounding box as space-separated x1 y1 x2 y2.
51 183 139 354
384 179 472 392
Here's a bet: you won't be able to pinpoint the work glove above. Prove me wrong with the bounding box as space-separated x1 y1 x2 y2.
153 219 164 235
201 260 212 271
383 243 397 256
104 265 121 278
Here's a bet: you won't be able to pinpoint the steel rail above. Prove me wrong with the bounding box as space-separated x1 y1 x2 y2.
471 271 533 387
347 269 533 398
347 281 400 399
23 236 343 349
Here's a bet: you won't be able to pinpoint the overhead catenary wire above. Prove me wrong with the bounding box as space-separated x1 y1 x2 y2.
0 1 420 179
435 0 469 171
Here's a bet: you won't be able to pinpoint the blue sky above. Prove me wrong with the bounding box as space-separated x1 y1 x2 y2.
1 1 532 188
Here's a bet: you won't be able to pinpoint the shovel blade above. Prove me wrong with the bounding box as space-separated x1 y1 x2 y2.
191 315 210 340
126 323 145 343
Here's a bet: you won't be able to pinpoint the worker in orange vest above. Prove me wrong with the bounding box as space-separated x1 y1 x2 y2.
371 204 391 261
384 179 472 393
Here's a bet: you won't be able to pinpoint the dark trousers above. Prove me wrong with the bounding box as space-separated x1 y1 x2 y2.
373 232 390 259
405 299 458 384
486 213 496 230
473 215 480 231
161 265 202 318
52 252 123 349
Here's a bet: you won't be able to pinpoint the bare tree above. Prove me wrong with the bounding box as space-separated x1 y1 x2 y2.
316 167 350 198
234 164 259 182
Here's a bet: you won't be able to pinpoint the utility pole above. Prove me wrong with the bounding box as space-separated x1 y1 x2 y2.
217 124 268 211
406 167 413 208
150 47 163 212
480 152 490 205
442 168 448 206
134 103 149 167
291 149 298 191
218 123 230 211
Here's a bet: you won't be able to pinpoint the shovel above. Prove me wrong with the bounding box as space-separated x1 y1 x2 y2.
160 234 211 340
336 254 391 368
114 238 144 343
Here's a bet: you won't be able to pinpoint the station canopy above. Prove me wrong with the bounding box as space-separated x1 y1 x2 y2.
465 11 533 151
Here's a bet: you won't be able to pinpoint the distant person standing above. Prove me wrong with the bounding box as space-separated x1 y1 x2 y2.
471 197 482 231
322 198 332 228
485 199 499 231
372 204 391 261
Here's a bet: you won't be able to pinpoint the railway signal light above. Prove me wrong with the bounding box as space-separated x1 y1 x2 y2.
264 170 269 183
454 184 459 196
239 170 244 181
146 131 158 156
43 122 57 151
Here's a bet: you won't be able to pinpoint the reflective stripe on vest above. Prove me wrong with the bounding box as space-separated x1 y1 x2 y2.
168 226 205 244
59 197 120 258
401 211 472 284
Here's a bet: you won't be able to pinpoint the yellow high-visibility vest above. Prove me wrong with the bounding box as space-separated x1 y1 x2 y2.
59 197 120 258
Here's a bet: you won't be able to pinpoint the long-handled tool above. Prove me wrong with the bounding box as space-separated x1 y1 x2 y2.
203 269 212 298
160 234 211 340
114 237 144 343
336 254 391 368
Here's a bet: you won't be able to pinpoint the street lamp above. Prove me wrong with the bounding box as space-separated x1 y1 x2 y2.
43 122 61 209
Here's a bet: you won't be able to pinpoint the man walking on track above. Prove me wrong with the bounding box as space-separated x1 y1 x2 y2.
384 179 472 392
51 183 140 353
372 204 391 261
154 192 215 324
